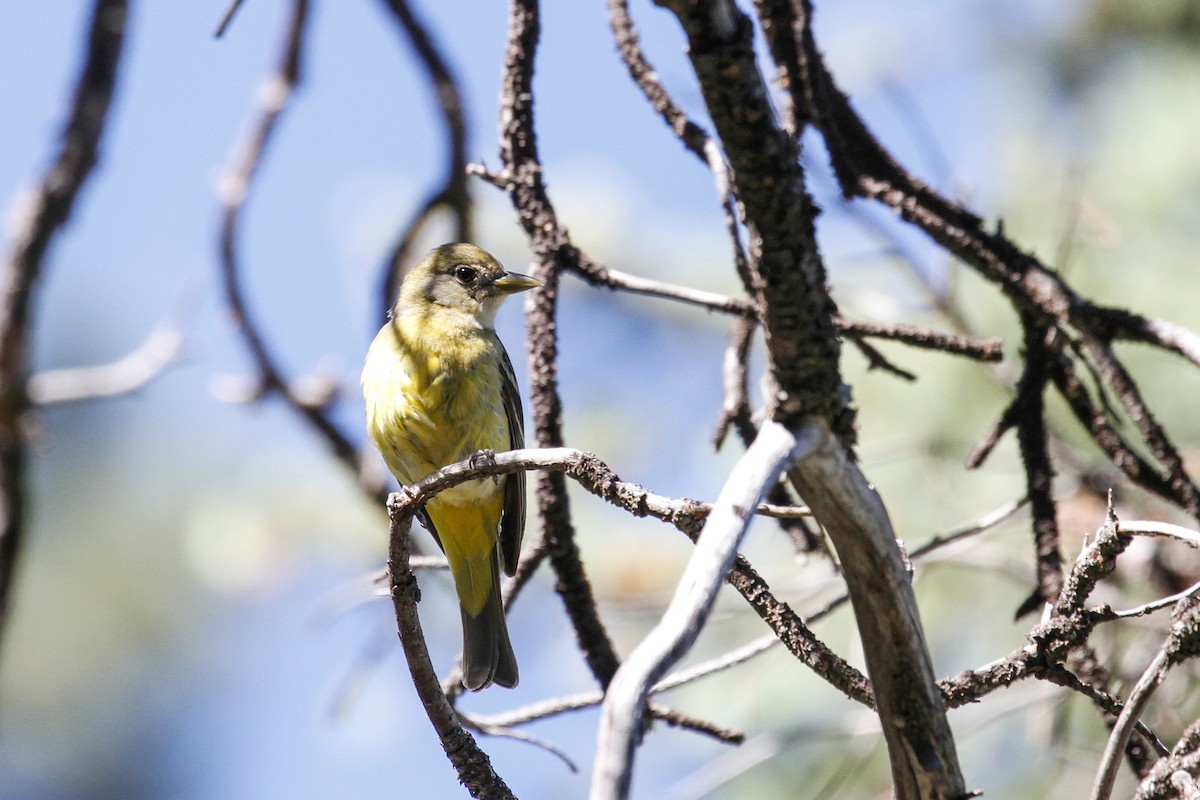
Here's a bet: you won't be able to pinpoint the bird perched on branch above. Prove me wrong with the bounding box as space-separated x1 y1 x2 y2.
362 243 538 690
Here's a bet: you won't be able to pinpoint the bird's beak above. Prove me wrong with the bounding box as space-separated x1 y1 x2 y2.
493 272 541 295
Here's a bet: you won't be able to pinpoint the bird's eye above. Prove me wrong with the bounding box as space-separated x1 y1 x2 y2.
454 266 477 285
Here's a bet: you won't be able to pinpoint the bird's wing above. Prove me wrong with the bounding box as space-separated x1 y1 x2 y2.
497 340 526 577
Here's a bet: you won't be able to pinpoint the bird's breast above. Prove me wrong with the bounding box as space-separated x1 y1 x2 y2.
363 320 511 489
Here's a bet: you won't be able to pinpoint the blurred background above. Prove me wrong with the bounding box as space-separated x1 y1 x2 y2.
1 1 1198 797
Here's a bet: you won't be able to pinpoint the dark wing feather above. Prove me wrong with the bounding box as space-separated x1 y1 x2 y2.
417 508 443 552
496 340 526 577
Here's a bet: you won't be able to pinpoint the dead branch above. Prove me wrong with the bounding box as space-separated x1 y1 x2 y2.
496 0 622 689
375 0 473 316
593 420 817 799
387 493 516 799
215 0 374 496
28 321 183 406
0 0 128 653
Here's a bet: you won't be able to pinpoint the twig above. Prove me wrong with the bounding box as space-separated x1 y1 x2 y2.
592 420 817 800
1134 719 1200 799
606 0 750 280
1092 597 1200 800
215 0 372 493
568 258 753 317
1085 307 1200 371
844 335 916 381
835 318 1002 363
1037 664 1167 759
213 0 248 37
1117 520 1200 549
712 316 756 451
652 632 778 693
375 0 473 316
1114 579 1200 620
468 688 744 748
462 717 580 773
28 322 183 405
1015 319 1065 612
907 496 1028 560
0 0 128 655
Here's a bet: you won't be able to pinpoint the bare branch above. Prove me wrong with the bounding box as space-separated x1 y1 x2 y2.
907 496 1028 560
465 689 744 748
387 493 516 799
770 0 1200 523
213 0 248 37
568 257 754 317
215 0 373 495
375 0 473 316
1118 520 1200 549
1085 307 1200 370
497 0 622 689
0 0 127 654
836 318 1003 363
606 0 749 279
1135 719 1200 799
1014 320 1065 612
712 316 756 450
592 420 817 800
788 422 965 798
28 322 183 406
1093 597 1200 800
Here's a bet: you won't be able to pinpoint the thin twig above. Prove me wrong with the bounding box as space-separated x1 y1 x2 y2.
375 0 473 316
1092 597 1200 800
907 496 1028 560
606 0 750 280
28 322 183 405
213 0 248 37
215 0 373 494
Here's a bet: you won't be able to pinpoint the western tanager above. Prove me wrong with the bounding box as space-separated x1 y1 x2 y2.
362 243 538 690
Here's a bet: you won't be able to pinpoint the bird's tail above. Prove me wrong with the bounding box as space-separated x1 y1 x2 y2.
460 549 518 690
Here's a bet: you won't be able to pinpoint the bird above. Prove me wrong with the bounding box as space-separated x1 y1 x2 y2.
362 243 538 690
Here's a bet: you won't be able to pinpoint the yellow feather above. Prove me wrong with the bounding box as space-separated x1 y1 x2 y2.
361 243 537 690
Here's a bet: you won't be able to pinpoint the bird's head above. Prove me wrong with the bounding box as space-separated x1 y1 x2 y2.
395 243 540 329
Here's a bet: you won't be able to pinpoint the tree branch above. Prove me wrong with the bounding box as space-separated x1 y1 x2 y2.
387 493 516 799
375 0 473 316
591 420 817 800
496 0 623 688
0 0 127 655
28 321 183 406
215 0 375 496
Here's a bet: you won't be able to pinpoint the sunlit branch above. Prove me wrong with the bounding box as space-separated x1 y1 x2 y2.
593 421 817 800
388 494 516 798
1093 597 1200 800
29 322 183 406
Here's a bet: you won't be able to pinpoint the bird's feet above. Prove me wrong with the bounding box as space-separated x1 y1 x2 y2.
469 449 501 485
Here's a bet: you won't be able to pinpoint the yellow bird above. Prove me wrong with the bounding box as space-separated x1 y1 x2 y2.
362 243 538 690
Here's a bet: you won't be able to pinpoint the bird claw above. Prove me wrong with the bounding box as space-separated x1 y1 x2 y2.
469 449 500 485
